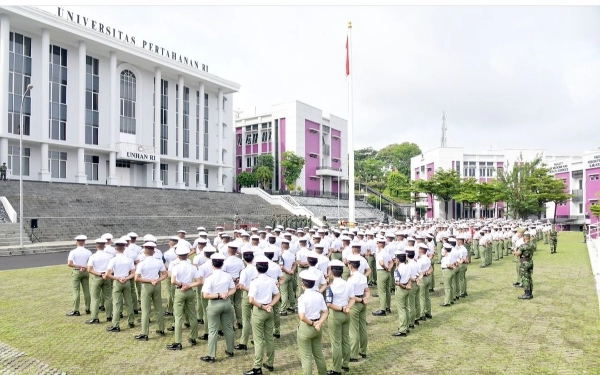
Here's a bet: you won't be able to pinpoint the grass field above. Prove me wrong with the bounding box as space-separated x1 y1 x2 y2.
1 232 599 375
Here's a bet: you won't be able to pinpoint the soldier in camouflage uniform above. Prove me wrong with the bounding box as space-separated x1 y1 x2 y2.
515 233 535 300
550 227 558 254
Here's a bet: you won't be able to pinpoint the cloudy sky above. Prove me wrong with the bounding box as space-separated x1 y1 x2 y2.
40 5 600 155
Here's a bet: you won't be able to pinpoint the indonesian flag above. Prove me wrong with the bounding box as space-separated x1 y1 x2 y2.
345 36 350 76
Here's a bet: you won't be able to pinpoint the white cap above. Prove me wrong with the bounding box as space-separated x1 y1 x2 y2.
250 235 260 240
175 245 191 255
143 234 157 242
346 255 362 263
114 238 127 246
418 243 428 250
329 259 345 267
101 233 113 240
75 235 87 241
341 236 352 241
254 255 270 264
95 238 107 244
376 237 386 243
177 230 186 234
443 243 453 249
300 270 317 282
197 226 206 231
281 239 290 244
127 232 138 238
210 253 226 260
120 235 131 242
143 242 157 247
250 227 258 231
198 231 208 237
169 236 180 242
227 243 239 250
241 232 250 237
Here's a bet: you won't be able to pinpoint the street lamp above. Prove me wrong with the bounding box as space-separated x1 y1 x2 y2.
19 84 33 247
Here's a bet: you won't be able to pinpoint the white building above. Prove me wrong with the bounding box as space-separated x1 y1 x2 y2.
234 101 348 195
0 6 239 191
410 146 570 220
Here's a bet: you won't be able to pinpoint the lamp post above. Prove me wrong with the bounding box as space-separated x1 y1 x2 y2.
337 162 349 223
19 84 33 247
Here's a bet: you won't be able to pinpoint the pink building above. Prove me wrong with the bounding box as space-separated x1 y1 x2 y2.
234 101 348 195
547 150 600 231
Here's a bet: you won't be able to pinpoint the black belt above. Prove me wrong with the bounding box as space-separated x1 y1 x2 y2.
355 294 364 298
299 266 308 269
310 318 319 322
176 286 183 289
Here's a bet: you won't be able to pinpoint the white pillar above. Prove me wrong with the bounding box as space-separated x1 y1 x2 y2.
38 28 51 181
199 163 206 190
0 15 9 165
107 51 118 185
198 83 205 159
75 41 87 183
153 67 162 187
216 88 224 191
176 76 185 189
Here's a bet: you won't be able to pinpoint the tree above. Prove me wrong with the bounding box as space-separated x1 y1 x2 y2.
386 171 411 200
497 154 543 219
590 193 600 221
281 151 305 188
254 154 274 172
237 171 256 188
356 158 385 186
476 182 496 218
428 168 461 219
453 178 479 218
355 147 378 162
376 142 422 177
254 166 273 189
524 166 570 222
415 179 436 218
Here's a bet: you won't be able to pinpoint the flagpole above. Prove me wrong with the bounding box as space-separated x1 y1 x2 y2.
347 21 355 224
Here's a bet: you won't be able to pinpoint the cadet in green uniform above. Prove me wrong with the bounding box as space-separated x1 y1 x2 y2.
166 244 200 350
296 270 328 375
66 235 92 317
392 250 410 336
515 233 535 300
550 227 558 254
326 260 354 375
372 238 392 316
235 248 258 351
347 256 370 362
86 238 113 324
105 238 135 332
244 255 280 375
201 253 236 363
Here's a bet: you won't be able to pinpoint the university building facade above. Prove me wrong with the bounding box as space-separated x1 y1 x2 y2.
0 6 239 191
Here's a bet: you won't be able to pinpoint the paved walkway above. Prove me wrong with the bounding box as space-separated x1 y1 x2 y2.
586 236 600 311
0 342 65 375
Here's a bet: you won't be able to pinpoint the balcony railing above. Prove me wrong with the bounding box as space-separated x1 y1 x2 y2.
571 189 583 201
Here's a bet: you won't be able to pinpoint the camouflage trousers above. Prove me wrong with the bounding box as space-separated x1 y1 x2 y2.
520 261 533 291
550 240 557 253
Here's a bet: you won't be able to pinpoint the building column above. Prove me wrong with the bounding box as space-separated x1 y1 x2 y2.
176 76 185 189
199 163 206 190
38 28 51 181
75 41 87 183
153 67 162 187
107 51 118 185
0 15 9 165
216 88 224 191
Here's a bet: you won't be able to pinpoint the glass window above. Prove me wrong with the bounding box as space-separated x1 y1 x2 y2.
48 45 67 141
8 32 33 136
160 163 168 185
7 146 30 176
85 56 99 145
48 150 67 178
84 155 99 181
160 80 168 155
204 93 209 161
119 70 136 134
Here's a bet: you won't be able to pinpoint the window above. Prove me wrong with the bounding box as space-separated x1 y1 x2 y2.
245 124 259 145
84 155 99 181
183 88 189 158
48 150 67 179
175 84 179 156
204 93 209 161
222 96 227 110
322 134 330 156
196 167 200 185
160 79 168 155
479 162 486 177
8 32 32 136
119 70 136 134
85 56 99 145
579 204 583 214
183 165 189 186
261 122 272 143
237 157 242 168
237 134 242 146
116 160 131 168
49 45 67 141
246 155 258 168
590 174 599 181
456 161 461 174
8 146 30 176
464 162 476 177
322 125 330 134
204 168 209 189
487 162 494 177
160 163 168 185
196 91 200 159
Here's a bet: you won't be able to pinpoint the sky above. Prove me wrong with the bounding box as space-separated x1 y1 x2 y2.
39 5 600 156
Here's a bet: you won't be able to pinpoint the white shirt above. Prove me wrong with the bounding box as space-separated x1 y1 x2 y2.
239 264 258 289
223 255 245 279
441 255 452 269
297 289 327 320
124 247 138 263
203 269 235 294
417 254 432 274
327 277 353 307
177 238 192 249
128 243 142 255
375 248 392 270
264 244 280 261
280 250 295 273
193 250 208 267
198 261 215 281
407 259 420 279
163 248 178 269
296 247 311 264
316 254 329 277
347 271 368 296
248 274 279 304
308 266 326 291
104 245 116 258
171 261 200 285
107 253 135 278
135 257 166 280
394 263 411 284
87 250 112 273
266 261 283 281
68 246 92 267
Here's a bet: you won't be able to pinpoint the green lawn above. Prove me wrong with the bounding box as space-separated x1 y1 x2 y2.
1 232 599 375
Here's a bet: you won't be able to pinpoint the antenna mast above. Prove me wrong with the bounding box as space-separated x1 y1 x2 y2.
441 111 447 147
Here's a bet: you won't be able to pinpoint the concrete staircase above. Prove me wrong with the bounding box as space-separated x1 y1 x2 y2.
0 180 293 243
0 223 32 247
